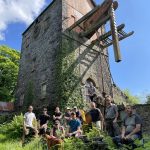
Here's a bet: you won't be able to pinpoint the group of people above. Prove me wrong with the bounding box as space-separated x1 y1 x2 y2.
23 95 142 149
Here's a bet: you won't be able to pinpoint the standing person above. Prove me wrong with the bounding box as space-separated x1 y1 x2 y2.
23 105 38 137
64 107 71 126
87 82 96 102
53 107 62 121
68 112 82 137
73 106 82 122
38 107 50 135
89 102 104 130
113 105 142 148
105 95 120 137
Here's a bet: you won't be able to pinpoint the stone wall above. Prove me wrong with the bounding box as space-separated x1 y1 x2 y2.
135 104 150 135
15 0 113 111
15 0 62 110
112 85 128 104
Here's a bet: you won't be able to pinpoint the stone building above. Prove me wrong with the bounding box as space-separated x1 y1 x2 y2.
15 0 124 110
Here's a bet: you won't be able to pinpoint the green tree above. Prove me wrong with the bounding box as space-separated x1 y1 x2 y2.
123 89 140 104
146 95 150 104
0 45 20 102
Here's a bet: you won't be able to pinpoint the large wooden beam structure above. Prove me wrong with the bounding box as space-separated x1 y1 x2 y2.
109 3 121 62
67 0 134 63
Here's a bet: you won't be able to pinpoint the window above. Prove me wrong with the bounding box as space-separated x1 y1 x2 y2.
41 83 47 98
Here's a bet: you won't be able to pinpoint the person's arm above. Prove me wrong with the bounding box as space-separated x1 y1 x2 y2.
113 105 119 123
50 128 56 138
125 124 141 139
121 126 126 138
53 115 56 120
99 110 104 130
70 126 81 136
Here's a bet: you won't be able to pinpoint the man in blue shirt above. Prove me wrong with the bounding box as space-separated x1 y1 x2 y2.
68 112 82 137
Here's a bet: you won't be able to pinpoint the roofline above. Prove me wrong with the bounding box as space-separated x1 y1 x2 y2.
22 0 56 35
22 0 97 35
90 0 97 7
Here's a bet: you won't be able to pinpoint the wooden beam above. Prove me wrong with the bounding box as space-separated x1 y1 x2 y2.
68 6 100 31
110 3 121 62
79 14 110 38
99 24 125 41
103 31 134 48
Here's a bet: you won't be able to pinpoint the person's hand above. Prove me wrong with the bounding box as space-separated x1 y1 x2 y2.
121 134 125 139
113 118 117 123
124 134 131 139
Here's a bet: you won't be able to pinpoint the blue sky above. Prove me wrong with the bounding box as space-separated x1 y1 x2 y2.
0 0 149 103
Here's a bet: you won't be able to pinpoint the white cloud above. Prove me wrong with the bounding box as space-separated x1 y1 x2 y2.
0 0 46 40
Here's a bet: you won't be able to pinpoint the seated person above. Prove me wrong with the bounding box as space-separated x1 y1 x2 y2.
45 120 64 150
53 107 62 121
38 107 50 135
68 112 82 137
113 105 142 148
23 105 38 137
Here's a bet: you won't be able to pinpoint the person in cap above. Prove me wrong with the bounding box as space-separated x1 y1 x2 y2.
64 107 71 126
68 112 82 137
73 106 82 122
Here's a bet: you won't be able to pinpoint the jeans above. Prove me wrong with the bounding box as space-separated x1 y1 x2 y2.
105 119 120 137
113 133 141 147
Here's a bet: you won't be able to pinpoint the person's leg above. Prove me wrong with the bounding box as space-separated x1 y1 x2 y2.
106 120 114 137
113 122 120 136
96 121 102 130
112 135 122 147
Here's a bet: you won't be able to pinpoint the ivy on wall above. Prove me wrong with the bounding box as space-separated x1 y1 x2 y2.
54 33 84 110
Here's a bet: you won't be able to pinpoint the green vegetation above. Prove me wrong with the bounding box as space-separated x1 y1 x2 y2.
1 114 150 150
0 45 20 102
146 95 150 104
123 89 140 104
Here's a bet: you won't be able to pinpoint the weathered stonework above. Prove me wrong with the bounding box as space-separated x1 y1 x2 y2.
134 104 150 135
15 0 120 110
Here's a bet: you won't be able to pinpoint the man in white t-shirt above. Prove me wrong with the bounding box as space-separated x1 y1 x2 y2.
23 105 38 136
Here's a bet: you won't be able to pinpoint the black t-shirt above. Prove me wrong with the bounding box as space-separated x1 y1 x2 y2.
54 112 62 117
39 114 50 126
90 108 101 122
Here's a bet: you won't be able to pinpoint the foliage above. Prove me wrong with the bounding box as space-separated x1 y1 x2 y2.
54 34 85 110
123 89 140 104
146 95 150 104
63 138 87 150
0 45 20 102
0 114 23 140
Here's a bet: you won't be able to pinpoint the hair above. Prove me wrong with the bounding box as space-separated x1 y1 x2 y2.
71 112 76 115
43 107 47 110
126 105 133 109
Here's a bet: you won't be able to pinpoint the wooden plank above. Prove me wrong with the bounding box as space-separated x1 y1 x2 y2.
83 1 118 32
68 6 100 31
99 24 125 41
83 0 113 30
103 31 134 48
79 14 110 38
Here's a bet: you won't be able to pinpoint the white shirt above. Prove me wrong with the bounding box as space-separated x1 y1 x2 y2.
24 112 36 127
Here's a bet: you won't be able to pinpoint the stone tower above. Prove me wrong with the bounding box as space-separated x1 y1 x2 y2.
15 0 113 110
